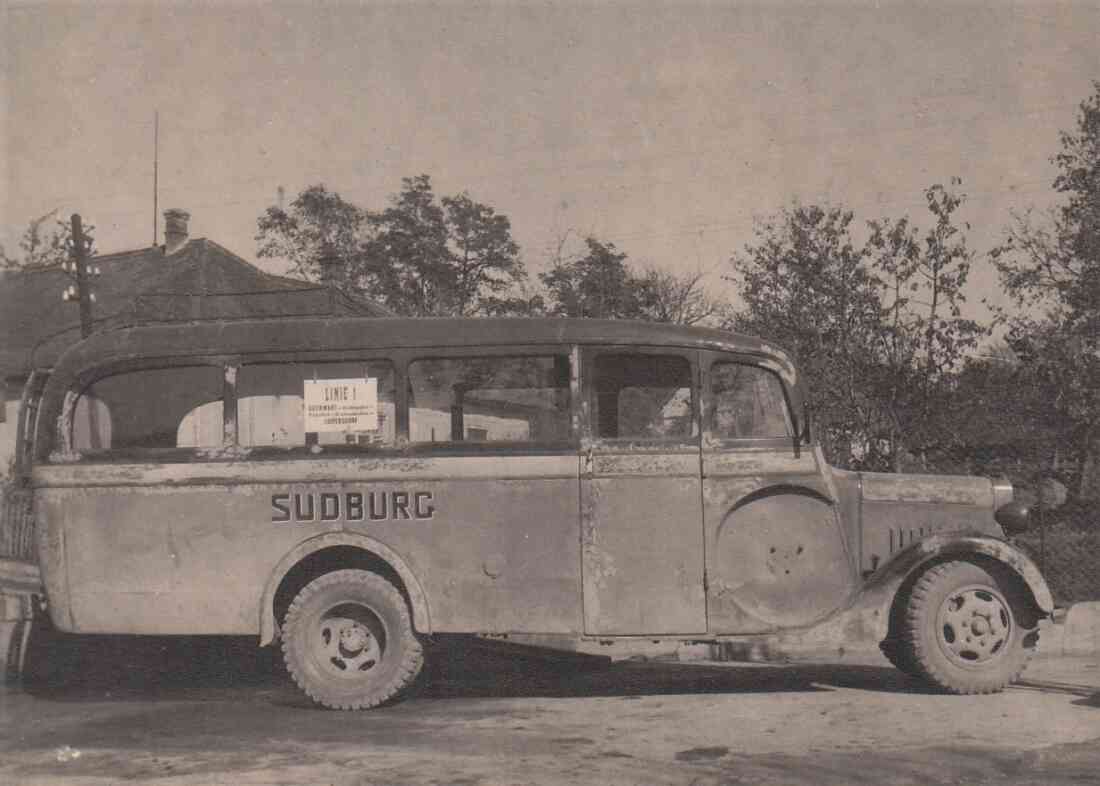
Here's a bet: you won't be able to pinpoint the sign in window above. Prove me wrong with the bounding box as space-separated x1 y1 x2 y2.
238 361 395 450
303 377 378 433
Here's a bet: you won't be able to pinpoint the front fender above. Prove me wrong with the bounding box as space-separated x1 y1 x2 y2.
868 533 1053 615
259 532 433 646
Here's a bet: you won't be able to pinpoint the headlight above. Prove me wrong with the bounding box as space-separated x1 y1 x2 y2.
995 501 1031 535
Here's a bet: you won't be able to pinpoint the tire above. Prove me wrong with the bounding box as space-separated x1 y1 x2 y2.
879 575 922 677
282 569 424 710
900 560 1038 695
879 636 921 677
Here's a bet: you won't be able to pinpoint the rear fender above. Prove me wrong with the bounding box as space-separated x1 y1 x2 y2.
259 532 432 646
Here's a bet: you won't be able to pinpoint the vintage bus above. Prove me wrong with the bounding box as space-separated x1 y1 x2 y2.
15 317 1050 708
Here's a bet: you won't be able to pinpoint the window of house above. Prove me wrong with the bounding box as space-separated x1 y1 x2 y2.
710 362 793 439
591 354 693 440
237 360 396 451
71 366 224 452
408 356 571 445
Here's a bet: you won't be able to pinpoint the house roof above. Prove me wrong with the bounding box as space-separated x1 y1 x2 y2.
0 238 391 383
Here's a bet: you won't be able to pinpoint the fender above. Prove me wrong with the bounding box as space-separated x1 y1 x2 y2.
259 532 432 646
867 532 1053 615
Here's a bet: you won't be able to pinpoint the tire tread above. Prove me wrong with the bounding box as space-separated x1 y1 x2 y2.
282 569 424 710
901 560 1036 695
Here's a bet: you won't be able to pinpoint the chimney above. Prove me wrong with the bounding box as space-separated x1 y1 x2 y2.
163 209 191 255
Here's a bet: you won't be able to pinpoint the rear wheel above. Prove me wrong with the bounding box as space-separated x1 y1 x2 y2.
282 569 423 709
901 560 1037 694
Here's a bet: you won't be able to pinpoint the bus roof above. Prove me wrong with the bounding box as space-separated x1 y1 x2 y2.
47 316 798 380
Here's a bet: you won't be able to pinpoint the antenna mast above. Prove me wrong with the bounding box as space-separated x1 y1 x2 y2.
153 110 159 246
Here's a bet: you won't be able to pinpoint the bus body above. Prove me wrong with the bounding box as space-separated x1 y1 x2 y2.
20 317 1051 708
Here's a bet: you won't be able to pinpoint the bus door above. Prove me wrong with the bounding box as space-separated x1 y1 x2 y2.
699 353 856 634
579 348 705 636
400 351 581 634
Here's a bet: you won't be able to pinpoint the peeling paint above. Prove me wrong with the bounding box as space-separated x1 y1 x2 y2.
861 471 994 505
592 451 697 477
582 457 705 636
194 445 253 461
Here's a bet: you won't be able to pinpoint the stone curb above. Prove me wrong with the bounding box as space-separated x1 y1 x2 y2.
1036 602 1100 658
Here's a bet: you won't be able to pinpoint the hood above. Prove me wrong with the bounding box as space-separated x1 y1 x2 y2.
860 471 995 508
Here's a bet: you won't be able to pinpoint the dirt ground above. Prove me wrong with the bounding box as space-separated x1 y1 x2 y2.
1 635 1099 786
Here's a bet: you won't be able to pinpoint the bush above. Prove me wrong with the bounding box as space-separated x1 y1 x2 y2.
1016 523 1100 605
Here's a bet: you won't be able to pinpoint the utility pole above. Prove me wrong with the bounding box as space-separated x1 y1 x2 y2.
153 110 159 246
61 214 99 338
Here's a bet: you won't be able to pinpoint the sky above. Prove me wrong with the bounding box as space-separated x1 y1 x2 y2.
3 2 1099 321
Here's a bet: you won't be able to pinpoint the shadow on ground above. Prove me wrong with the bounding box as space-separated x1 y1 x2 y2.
18 628 933 706
1013 677 1100 708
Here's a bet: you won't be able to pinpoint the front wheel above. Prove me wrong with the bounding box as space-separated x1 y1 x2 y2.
901 560 1038 694
282 570 424 709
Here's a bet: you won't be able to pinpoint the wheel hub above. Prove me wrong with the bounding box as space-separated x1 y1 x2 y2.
340 624 370 653
936 585 1012 667
316 613 383 677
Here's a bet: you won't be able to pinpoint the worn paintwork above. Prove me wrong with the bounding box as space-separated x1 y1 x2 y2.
18 314 1053 663
581 450 705 635
34 496 70 629
861 471 995 505
702 445 857 634
33 454 581 637
857 472 1005 575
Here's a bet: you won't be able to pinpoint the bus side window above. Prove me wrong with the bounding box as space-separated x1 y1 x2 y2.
236 360 396 451
407 355 571 445
71 366 224 452
591 354 693 440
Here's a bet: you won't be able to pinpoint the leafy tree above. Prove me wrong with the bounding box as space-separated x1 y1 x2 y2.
991 82 1100 504
258 176 527 316
540 235 722 325
359 175 452 316
939 349 1040 474
726 204 887 468
727 188 983 471
868 180 987 469
255 185 369 285
993 82 1100 323
541 237 647 319
440 192 525 316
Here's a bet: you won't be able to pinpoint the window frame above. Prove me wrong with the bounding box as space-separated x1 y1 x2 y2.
54 344 588 462
701 352 798 449
232 353 401 459
581 346 700 447
61 357 233 463
404 345 577 454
